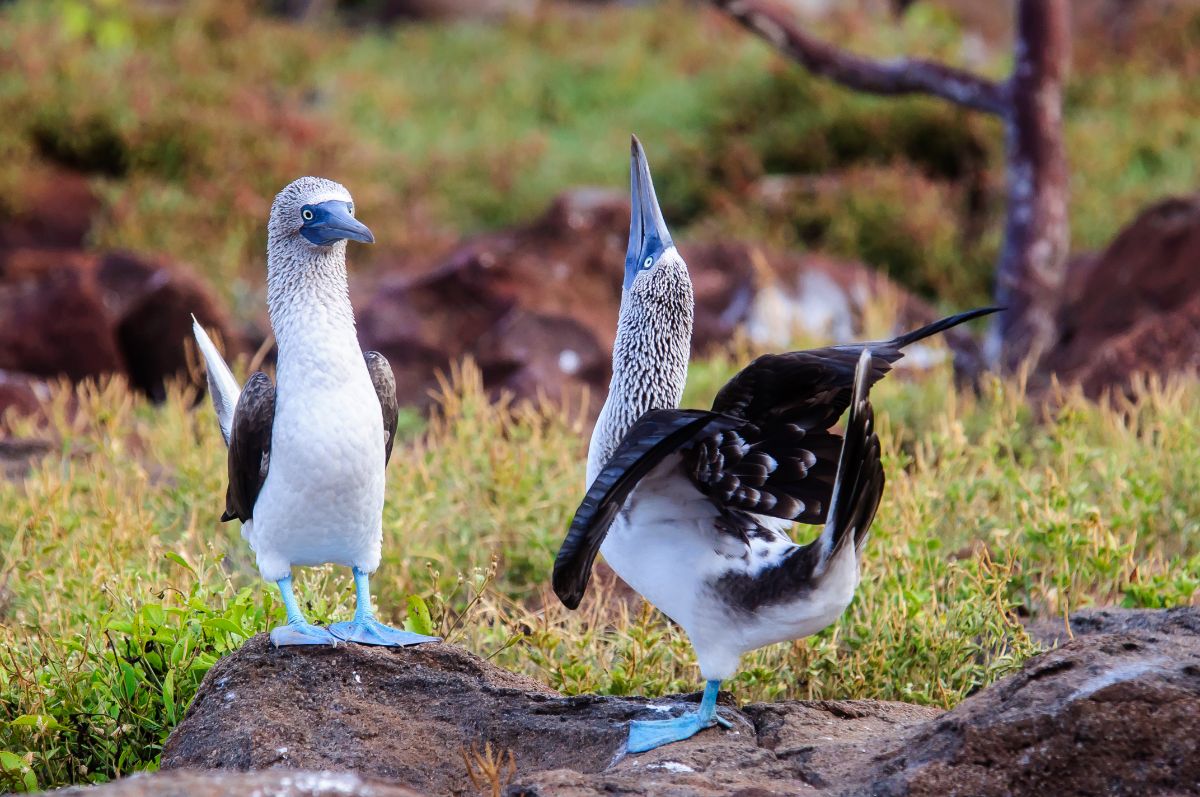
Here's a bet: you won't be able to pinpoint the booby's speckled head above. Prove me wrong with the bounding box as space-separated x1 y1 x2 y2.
268 176 374 249
624 135 677 291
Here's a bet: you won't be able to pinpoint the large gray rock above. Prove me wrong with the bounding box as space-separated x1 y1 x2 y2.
152 610 1200 797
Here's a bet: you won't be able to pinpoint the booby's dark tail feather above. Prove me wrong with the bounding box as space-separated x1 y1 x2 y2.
817 349 885 570
554 411 743 609
710 306 1001 431
880 306 1003 350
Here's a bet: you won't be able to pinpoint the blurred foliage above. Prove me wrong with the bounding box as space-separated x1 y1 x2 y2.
0 0 1196 313
1 352 1198 789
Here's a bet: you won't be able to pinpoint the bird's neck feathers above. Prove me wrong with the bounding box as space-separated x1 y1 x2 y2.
586 258 694 484
266 238 362 381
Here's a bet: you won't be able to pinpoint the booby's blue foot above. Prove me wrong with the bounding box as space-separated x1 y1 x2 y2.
331 566 440 647
329 617 438 647
627 680 728 753
270 621 337 647
270 574 336 647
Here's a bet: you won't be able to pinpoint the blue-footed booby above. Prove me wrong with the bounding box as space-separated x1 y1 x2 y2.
193 176 438 648
553 136 999 752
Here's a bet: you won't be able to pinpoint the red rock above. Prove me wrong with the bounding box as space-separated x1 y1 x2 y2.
0 249 124 381
97 251 235 402
0 370 51 424
1042 195 1200 395
0 247 237 404
361 190 985 409
0 165 99 256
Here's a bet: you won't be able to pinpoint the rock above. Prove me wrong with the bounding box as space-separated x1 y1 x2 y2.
1026 606 1200 648
1042 195 1200 395
0 165 98 255
0 249 125 382
361 190 986 409
0 248 236 404
870 629 1200 797
96 251 235 402
158 612 1200 797
0 436 54 482
163 635 697 794
50 769 424 797
0 369 52 424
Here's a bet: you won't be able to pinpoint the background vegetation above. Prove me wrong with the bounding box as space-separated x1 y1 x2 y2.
1 0 1199 792
2 1 1199 312
2 354 1199 791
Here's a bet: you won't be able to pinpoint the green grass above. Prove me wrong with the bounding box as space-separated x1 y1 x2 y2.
1 350 1198 791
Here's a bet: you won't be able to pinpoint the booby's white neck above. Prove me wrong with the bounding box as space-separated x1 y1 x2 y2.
586 254 694 486
266 240 363 388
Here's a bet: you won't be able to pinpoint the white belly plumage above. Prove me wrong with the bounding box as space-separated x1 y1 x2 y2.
600 455 860 681
246 375 385 583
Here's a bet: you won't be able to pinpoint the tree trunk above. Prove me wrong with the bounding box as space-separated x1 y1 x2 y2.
987 0 1071 372
711 0 1072 373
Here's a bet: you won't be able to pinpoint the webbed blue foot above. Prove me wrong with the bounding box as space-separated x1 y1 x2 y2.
627 680 728 753
331 566 440 647
270 574 336 647
329 617 439 647
270 621 337 647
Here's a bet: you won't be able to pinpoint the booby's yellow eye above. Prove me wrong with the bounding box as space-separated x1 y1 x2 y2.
643 256 653 269
347 204 354 216
302 209 314 221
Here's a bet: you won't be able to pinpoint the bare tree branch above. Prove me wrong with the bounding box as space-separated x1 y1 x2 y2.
710 0 1009 116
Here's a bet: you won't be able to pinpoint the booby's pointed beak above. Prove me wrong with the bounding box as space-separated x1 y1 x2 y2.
300 200 375 246
625 135 673 289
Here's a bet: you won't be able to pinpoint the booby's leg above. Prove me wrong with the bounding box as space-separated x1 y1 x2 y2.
270 574 338 647
626 680 731 753
328 567 440 647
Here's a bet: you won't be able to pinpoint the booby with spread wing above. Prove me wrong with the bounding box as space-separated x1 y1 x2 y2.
553 137 998 752
193 176 438 648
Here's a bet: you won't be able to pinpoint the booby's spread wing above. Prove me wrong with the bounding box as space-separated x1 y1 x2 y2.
716 350 884 611
685 418 841 524
712 307 1000 430
554 411 743 609
221 372 275 523
554 407 842 608
364 351 399 466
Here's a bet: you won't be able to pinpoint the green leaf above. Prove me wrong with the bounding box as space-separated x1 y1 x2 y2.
403 595 435 637
0 750 36 791
140 604 166 628
202 617 245 637
163 671 176 725
163 552 195 575
9 715 65 732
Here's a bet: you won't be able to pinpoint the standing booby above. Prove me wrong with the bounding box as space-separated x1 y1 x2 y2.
553 137 998 752
193 176 438 648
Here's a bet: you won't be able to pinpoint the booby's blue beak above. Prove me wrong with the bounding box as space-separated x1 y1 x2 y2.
300 200 375 246
624 135 674 290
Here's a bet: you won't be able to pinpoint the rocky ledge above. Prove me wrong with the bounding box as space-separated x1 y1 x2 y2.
41 608 1200 796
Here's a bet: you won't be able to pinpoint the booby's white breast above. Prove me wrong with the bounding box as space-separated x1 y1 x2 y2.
246 317 386 583
600 455 860 682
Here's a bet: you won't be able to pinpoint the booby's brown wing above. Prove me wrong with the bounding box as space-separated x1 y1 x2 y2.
222 372 275 523
364 351 399 466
